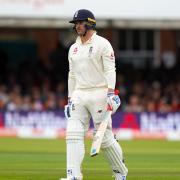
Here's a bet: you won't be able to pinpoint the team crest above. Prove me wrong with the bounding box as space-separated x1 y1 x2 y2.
73 47 78 54
88 46 93 57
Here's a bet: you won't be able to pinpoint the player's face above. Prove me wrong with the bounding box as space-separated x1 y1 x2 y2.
75 21 86 36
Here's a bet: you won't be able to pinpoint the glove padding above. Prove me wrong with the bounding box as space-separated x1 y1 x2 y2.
107 90 121 114
64 100 72 119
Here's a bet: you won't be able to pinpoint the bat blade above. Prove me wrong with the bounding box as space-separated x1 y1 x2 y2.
90 111 112 157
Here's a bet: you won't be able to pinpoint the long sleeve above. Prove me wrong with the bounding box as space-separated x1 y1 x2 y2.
102 40 116 89
68 53 76 98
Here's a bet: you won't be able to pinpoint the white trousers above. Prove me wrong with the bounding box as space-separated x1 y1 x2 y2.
70 88 111 125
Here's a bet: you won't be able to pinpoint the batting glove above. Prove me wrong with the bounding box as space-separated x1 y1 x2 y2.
64 100 72 119
107 90 121 114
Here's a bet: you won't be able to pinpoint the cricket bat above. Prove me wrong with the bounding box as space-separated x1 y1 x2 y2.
90 108 112 157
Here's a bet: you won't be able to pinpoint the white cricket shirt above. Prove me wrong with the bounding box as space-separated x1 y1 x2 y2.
68 32 116 97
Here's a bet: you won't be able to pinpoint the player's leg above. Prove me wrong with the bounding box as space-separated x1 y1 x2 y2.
102 137 128 180
63 91 90 180
94 122 128 179
88 88 128 179
66 119 85 180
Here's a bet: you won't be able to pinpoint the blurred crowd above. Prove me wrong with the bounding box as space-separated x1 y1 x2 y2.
0 42 69 111
116 70 180 112
116 59 180 112
0 44 180 112
0 83 67 111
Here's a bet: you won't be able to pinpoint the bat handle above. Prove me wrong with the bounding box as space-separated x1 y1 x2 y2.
107 104 113 111
114 89 119 95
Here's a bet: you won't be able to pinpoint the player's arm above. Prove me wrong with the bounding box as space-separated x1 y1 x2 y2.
102 40 116 91
102 40 120 113
64 49 76 119
68 49 76 99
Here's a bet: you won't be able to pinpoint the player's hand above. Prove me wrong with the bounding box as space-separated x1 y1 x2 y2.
64 100 72 119
107 90 121 114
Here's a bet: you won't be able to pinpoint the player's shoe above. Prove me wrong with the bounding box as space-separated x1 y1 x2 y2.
60 175 82 180
113 173 126 180
59 177 76 180
60 172 83 180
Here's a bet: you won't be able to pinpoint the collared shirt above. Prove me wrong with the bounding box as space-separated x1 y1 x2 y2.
68 32 116 97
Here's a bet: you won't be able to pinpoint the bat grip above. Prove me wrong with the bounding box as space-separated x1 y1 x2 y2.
114 89 119 95
107 104 113 111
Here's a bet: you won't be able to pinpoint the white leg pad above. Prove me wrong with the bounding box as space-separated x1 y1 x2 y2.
101 129 115 148
66 139 84 179
66 118 85 179
102 140 128 176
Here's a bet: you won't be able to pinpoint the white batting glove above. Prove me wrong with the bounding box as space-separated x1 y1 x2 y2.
64 100 72 119
107 90 121 114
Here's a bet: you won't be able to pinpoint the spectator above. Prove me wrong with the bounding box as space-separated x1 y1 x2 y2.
0 85 8 110
0 45 179 112
124 95 144 112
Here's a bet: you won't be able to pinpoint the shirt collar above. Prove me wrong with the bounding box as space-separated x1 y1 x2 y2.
76 32 97 45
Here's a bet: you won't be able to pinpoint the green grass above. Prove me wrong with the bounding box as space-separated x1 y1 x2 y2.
0 138 180 180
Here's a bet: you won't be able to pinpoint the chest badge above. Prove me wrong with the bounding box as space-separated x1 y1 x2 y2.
88 46 93 57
